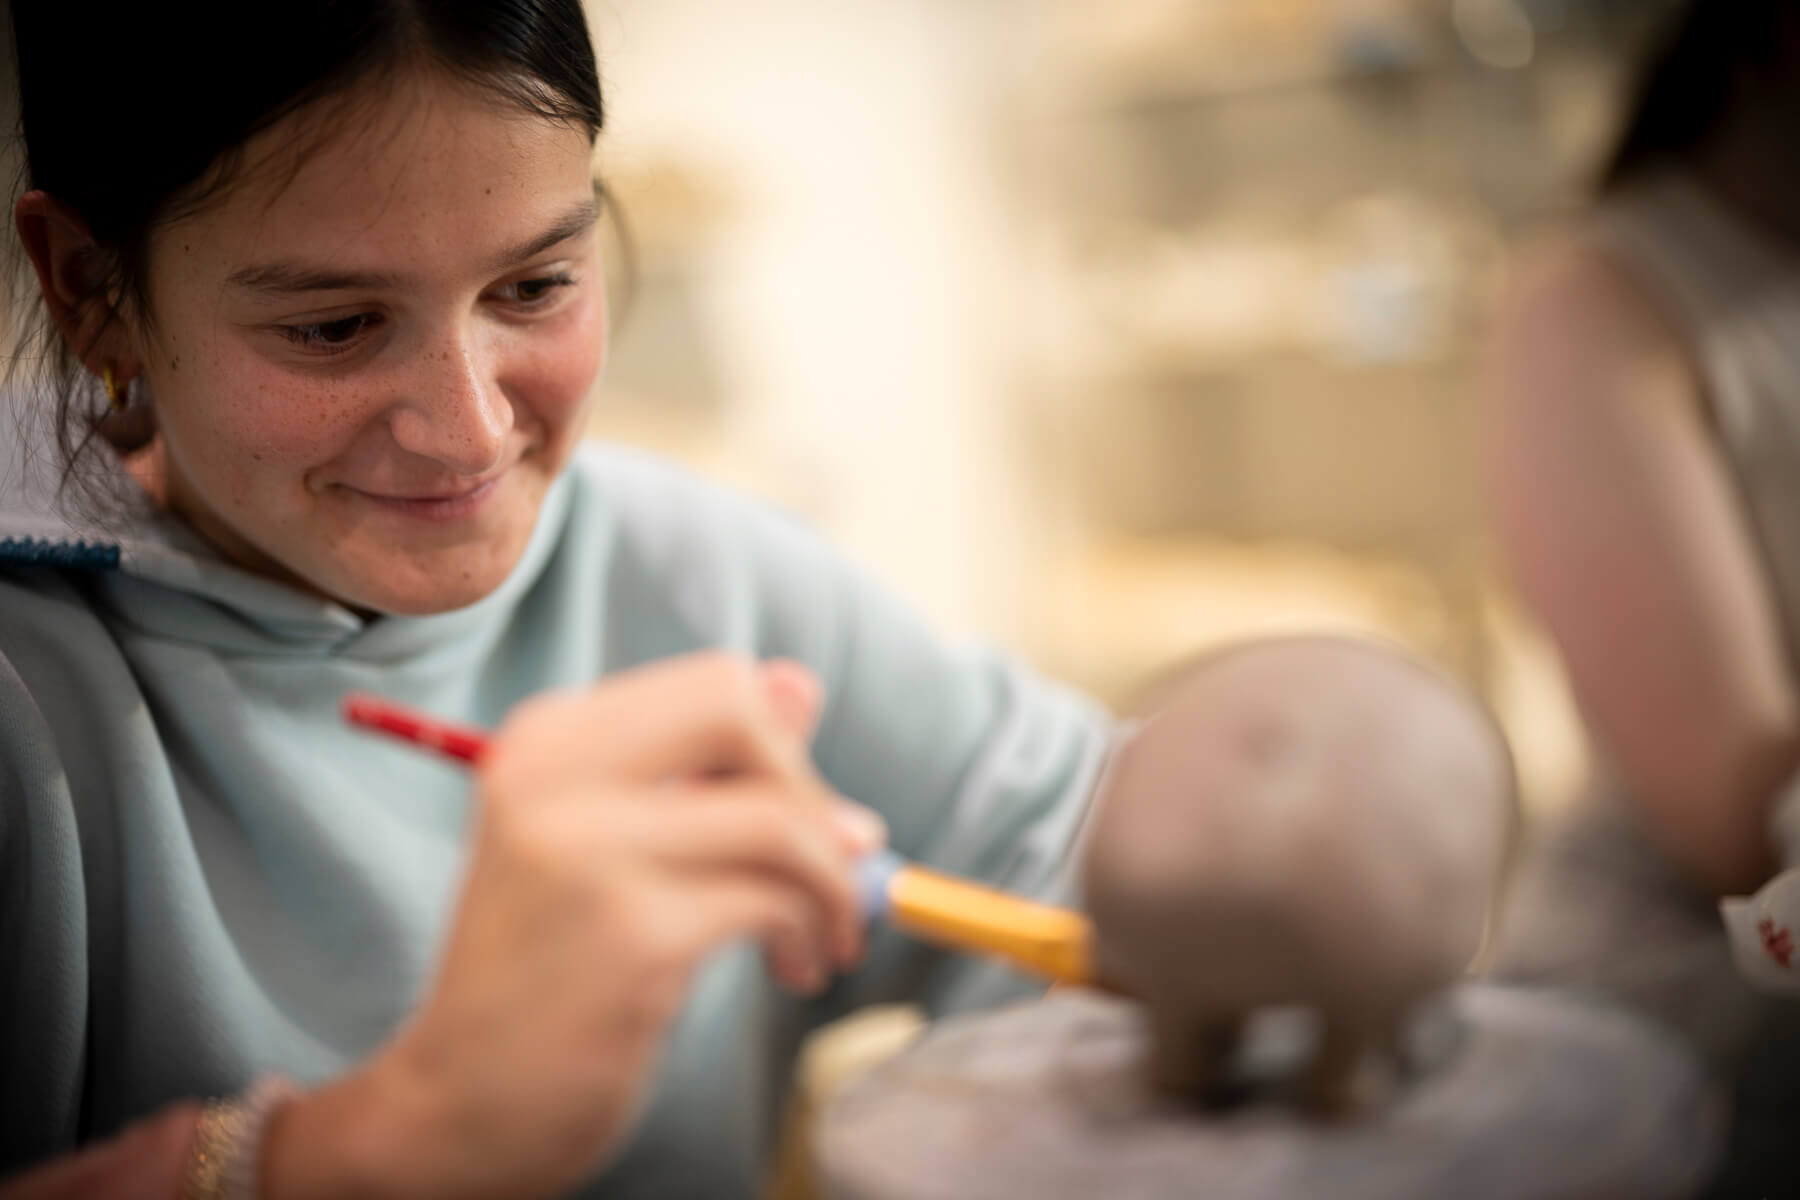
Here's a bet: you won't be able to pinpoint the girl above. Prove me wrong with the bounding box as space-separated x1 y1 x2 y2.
0 3 1113 1196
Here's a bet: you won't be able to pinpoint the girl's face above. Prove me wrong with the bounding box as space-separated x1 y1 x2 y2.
133 71 607 615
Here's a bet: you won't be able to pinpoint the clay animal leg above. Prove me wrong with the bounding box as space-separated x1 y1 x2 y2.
1301 1017 1370 1116
1149 1006 1242 1104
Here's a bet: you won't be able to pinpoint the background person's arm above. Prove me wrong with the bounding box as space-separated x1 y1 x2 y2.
1480 241 1800 895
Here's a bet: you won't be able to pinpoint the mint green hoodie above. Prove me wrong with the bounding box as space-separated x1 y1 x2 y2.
0 431 1111 1196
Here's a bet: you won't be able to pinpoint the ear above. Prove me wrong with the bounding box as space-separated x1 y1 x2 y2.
14 189 140 382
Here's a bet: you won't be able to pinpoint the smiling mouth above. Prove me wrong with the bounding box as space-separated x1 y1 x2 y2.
346 473 505 521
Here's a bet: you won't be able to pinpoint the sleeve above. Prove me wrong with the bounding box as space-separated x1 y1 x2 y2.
0 641 91 1172
0 1104 198 1200
589 450 1119 1018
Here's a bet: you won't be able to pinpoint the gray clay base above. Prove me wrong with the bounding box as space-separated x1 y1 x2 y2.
813 985 1726 1200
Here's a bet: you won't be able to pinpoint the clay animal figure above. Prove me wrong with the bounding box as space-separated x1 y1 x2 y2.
1083 635 1514 1113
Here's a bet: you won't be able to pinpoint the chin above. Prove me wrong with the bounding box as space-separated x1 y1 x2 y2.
361 576 507 617
314 540 529 618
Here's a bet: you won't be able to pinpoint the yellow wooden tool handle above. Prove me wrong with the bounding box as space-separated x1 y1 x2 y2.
886 864 1097 988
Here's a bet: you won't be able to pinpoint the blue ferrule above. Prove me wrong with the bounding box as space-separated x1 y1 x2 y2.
856 849 903 922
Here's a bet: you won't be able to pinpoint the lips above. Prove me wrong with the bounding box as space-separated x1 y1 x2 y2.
344 472 505 522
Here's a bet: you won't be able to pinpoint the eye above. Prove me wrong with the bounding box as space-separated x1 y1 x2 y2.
500 273 576 306
278 313 379 353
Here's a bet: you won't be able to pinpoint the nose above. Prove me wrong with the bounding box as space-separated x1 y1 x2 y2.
387 328 512 475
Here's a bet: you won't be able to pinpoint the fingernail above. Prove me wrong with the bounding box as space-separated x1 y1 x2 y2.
830 803 888 854
760 660 824 743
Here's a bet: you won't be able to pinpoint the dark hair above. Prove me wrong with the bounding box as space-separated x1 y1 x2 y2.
5 0 605 492
1603 0 1791 190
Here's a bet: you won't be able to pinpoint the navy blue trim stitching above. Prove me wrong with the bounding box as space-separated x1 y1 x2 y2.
0 535 122 569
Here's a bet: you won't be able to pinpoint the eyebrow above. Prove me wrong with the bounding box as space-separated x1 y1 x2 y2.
225 198 601 295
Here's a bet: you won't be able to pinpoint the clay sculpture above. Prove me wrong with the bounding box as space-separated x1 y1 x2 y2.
1083 635 1514 1111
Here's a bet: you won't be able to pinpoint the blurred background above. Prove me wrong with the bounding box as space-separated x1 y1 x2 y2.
585 0 1672 826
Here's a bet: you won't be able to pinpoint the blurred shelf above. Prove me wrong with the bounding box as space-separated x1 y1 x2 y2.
1074 334 1487 382
1034 531 1488 705
1070 50 1450 123
1032 531 1588 818
1051 353 1482 561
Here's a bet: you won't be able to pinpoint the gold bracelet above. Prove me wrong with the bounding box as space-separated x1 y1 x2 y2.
182 1076 300 1200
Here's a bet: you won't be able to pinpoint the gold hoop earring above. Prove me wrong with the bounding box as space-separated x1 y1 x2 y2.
101 362 126 413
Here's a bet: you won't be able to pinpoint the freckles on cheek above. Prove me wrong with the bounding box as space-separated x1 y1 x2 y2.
224 380 369 467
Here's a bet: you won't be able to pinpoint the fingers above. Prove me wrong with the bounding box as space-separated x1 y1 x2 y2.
499 781 876 993
650 873 835 995
626 788 869 969
491 653 827 789
471 651 885 998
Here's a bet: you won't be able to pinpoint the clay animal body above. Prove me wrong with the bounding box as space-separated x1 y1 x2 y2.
1083 636 1514 1110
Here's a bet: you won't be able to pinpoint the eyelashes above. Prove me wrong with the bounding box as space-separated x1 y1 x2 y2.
274 274 580 356
500 273 576 304
280 313 379 351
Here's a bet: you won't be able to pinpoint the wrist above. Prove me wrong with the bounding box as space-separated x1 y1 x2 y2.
183 1076 300 1200
259 1054 457 1200
262 1036 590 1200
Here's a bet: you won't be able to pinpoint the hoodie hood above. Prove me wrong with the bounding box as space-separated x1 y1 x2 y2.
0 398 573 660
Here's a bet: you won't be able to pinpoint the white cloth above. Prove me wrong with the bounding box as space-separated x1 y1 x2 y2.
1720 773 1800 994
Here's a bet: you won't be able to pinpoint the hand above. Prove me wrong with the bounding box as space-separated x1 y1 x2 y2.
263 653 886 1200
